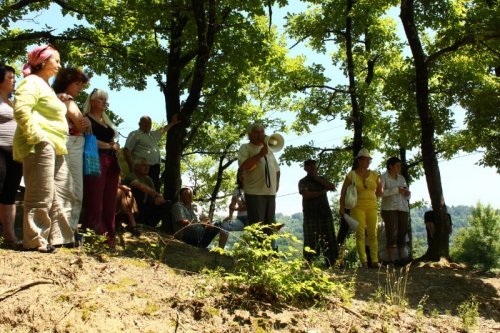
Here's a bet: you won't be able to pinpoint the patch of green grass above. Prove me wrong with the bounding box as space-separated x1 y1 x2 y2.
457 296 479 333
141 302 160 316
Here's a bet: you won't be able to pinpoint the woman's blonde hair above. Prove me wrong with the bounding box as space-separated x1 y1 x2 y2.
83 88 117 136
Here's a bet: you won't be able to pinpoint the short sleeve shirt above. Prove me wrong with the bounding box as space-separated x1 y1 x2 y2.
298 175 332 220
125 129 163 165
237 142 280 195
171 201 206 233
0 98 16 148
123 172 155 205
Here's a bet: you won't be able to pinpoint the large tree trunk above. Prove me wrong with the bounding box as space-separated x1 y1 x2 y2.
345 0 363 157
400 0 450 261
163 8 188 202
163 0 216 202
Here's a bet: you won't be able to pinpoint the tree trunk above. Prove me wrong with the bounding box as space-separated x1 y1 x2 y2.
400 0 450 261
163 0 216 202
163 8 188 202
345 0 362 157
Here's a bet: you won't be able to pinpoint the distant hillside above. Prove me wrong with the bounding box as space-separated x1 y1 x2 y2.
275 205 473 241
271 206 474 258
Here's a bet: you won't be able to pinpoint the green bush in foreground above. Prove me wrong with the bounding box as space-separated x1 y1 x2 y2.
212 223 353 306
451 203 500 272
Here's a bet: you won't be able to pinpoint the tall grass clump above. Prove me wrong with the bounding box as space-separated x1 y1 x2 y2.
457 296 479 333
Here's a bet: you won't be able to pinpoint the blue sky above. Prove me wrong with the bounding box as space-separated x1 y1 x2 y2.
11 2 499 215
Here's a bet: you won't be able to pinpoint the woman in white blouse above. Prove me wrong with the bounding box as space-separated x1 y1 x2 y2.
380 157 411 264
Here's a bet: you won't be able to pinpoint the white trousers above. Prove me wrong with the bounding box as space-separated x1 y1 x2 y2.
64 135 84 232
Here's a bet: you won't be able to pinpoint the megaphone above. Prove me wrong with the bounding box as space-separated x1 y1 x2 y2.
264 133 284 152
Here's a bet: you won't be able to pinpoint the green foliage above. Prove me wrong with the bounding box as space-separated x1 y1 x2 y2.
80 229 109 255
457 296 479 333
213 223 353 306
450 203 500 272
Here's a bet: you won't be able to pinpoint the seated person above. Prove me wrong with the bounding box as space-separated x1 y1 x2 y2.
116 179 141 237
122 158 170 229
223 170 248 231
172 186 230 248
424 208 453 247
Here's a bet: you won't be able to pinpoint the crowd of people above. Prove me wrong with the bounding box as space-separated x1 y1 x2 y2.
2 44 420 268
0 45 184 252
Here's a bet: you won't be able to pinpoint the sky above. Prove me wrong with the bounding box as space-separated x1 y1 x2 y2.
10 2 499 215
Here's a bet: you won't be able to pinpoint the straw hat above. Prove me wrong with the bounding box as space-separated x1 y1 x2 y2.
356 148 372 159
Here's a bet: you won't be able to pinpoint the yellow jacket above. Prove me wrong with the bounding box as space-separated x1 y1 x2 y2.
13 75 68 161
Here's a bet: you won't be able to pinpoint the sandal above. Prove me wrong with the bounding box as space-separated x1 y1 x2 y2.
37 245 57 253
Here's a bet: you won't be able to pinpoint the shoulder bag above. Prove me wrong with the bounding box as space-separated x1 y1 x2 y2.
83 128 101 176
344 170 357 209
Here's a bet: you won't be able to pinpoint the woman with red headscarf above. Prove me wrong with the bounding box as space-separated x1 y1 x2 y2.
13 44 71 253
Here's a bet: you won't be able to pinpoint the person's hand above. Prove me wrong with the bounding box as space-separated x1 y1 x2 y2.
79 117 89 132
179 219 190 227
259 143 269 157
154 195 166 205
109 141 120 152
121 186 131 195
57 93 70 102
399 187 410 196
201 218 213 228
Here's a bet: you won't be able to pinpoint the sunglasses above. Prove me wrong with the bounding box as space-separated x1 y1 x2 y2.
89 88 108 106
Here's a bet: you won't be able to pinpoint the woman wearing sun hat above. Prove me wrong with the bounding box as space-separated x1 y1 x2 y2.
339 148 383 267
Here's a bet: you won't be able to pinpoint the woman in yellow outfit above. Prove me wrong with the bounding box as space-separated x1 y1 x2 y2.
339 149 383 267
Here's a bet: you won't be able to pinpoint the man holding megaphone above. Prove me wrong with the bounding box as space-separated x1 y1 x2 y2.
238 123 281 248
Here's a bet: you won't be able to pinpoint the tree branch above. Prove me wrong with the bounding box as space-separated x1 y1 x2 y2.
0 279 56 301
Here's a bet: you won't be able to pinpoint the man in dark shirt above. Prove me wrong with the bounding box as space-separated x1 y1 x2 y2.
122 158 171 229
298 159 338 267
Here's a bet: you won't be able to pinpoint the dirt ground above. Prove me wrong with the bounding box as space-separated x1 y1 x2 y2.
0 231 499 333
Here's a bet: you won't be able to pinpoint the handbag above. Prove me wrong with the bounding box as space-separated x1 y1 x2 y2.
83 132 101 176
344 170 357 209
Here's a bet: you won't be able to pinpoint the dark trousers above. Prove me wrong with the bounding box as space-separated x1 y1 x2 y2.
83 153 120 247
0 148 22 204
140 201 171 229
148 163 161 192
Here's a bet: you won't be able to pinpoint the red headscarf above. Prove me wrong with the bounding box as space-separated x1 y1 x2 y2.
22 44 58 77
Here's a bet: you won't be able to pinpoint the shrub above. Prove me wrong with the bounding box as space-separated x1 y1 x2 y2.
212 223 353 306
450 203 500 272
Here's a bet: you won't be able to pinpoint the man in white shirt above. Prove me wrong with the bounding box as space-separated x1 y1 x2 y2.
237 123 281 245
124 115 179 191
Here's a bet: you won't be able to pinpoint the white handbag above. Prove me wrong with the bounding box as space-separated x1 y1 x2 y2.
344 171 358 209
